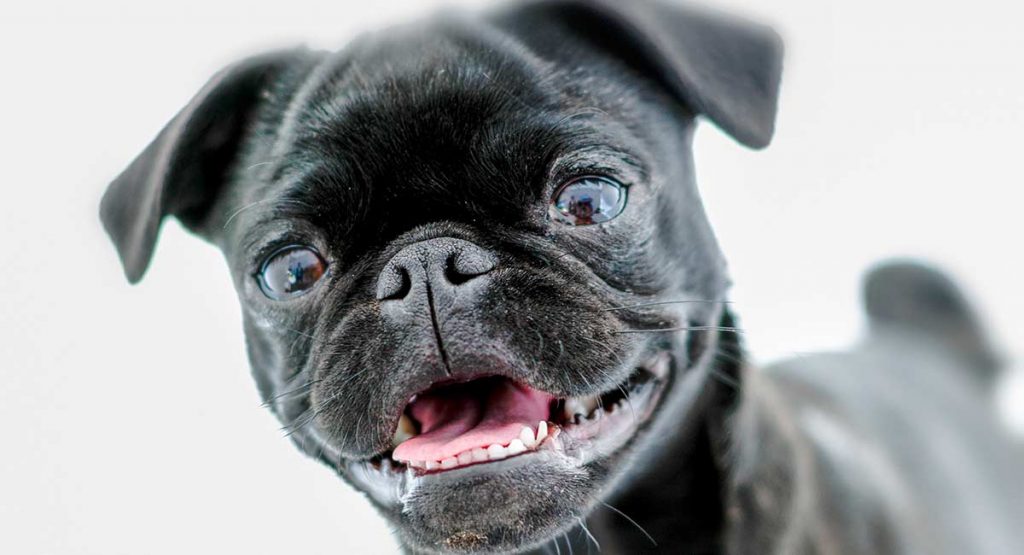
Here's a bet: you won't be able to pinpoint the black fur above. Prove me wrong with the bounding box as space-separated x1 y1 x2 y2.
100 1 1022 553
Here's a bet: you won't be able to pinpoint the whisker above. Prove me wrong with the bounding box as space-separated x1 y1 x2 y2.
261 379 321 408
577 518 601 553
603 299 731 312
285 332 311 359
329 368 371 390
280 406 315 437
708 345 747 392
222 198 316 230
712 348 746 367
613 326 744 335
598 501 657 547
708 365 741 391
223 198 274 229
244 153 289 172
282 402 334 438
278 325 317 341
281 368 373 438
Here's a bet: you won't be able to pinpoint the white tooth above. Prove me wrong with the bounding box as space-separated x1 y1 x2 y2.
406 460 422 468
564 396 601 420
471 447 489 462
564 399 585 419
487 443 508 460
425 460 440 470
507 439 527 455
537 421 548 443
440 457 458 469
456 451 474 466
519 426 536 448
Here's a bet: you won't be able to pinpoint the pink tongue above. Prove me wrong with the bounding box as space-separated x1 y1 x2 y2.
392 378 554 463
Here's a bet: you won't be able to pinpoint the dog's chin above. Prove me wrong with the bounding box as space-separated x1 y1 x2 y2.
334 351 675 553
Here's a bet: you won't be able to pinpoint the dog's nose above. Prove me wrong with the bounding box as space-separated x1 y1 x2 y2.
376 238 496 301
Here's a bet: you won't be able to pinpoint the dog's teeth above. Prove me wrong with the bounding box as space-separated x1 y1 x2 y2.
487 443 509 460
564 396 600 421
563 398 585 419
519 426 536 448
507 439 527 456
402 428 548 473
471 447 489 462
392 414 417 447
537 421 548 443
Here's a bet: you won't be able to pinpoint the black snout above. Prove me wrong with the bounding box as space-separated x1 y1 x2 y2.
376 238 496 302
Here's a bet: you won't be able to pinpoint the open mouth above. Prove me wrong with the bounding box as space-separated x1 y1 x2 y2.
368 353 672 474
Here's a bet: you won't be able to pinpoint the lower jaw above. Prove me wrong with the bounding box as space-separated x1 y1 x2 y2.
343 352 673 508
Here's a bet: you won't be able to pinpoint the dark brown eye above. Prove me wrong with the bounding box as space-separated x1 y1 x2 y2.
551 176 627 226
257 246 326 300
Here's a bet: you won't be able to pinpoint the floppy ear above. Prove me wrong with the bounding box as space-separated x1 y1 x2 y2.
502 0 783 149
100 49 308 283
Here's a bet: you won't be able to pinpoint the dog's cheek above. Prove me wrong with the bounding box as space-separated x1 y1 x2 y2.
240 313 321 420
475 270 635 394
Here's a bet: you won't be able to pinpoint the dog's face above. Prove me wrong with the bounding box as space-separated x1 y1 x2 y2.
101 1 780 552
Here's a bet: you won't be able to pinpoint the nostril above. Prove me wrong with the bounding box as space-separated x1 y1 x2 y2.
377 265 413 301
445 250 496 286
378 238 496 299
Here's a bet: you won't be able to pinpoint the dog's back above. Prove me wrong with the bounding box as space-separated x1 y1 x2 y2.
765 262 1024 554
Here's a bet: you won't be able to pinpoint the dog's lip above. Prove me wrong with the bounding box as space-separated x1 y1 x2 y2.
355 351 672 475
342 351 674 509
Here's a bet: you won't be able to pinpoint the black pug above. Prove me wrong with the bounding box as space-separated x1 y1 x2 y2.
100 0 1024 553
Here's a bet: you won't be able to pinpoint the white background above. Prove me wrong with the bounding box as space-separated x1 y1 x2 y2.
1 1 1022 554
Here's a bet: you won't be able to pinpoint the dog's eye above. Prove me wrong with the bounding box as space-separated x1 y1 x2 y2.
257 246 327 300
551 176 627 226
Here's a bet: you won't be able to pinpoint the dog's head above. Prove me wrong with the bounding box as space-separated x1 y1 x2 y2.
101 1 781 552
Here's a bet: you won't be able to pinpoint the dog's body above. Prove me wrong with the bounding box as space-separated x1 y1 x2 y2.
100 1 1023 553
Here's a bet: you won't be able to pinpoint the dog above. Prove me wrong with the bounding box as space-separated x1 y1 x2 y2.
99 0 1024 553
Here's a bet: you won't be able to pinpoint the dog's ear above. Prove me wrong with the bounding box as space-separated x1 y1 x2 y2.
100 49 308 283
501 0 783 148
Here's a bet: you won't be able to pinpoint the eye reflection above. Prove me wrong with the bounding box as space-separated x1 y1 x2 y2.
551 176 627 226
258 246 326 300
